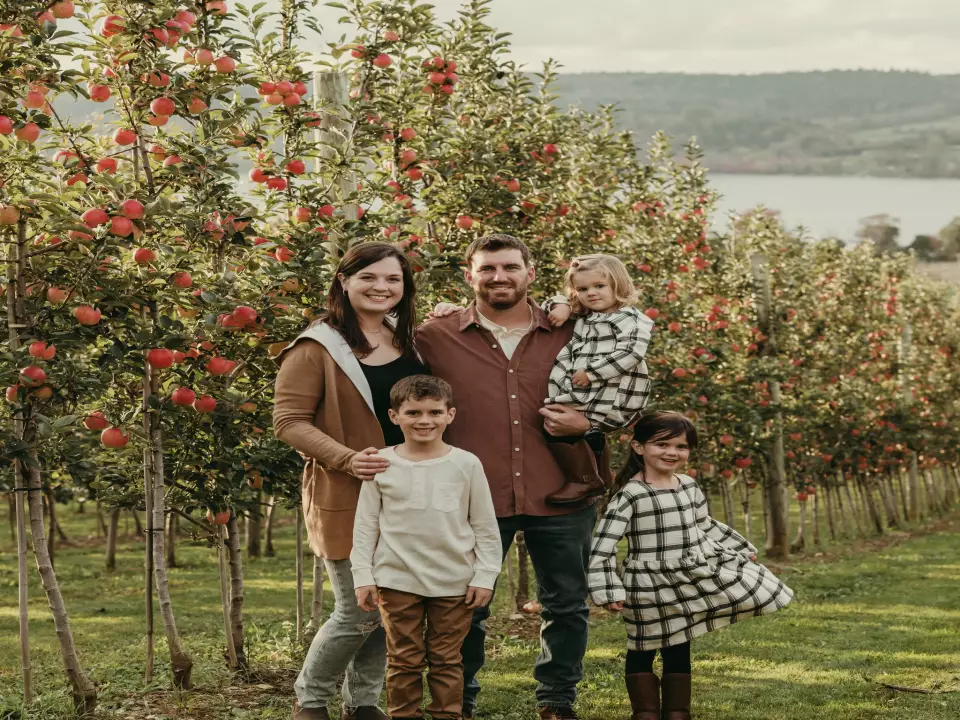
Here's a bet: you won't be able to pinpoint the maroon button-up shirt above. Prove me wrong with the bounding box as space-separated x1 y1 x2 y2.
416 301 606 518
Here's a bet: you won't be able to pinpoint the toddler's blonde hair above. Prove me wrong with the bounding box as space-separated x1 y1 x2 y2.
564 253 639 314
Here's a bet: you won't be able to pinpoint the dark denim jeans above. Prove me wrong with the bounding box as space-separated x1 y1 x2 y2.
461 503 597 711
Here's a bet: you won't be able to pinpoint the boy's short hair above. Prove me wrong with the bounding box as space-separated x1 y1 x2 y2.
389 375 455 410
464 234 531 269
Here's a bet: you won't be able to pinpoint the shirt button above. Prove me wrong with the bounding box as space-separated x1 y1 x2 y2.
515 472 521 477
492 344 498 349
508 369 514 373
513 420 519 425
514 448 520 452
511 394 517 399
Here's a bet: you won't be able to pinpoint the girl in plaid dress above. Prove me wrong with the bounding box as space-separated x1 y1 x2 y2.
588 412 793 720
542 254 654 506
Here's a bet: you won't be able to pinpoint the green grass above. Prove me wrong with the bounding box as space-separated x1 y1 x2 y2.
0 501 958 719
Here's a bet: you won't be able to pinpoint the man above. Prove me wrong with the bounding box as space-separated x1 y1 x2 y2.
416 234 609 720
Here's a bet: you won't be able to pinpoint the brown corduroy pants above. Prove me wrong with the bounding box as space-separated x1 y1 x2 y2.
378 588 474 720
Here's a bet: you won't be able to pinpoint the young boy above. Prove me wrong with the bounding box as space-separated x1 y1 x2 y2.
351 375 502 720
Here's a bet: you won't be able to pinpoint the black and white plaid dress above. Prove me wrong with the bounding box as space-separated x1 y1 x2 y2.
546 306 653 429
588 474 793 650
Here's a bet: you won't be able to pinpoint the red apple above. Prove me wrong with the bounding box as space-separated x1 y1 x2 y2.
0 205 20 225
14 123 40 143
176 10 197 26
95 157 118 174
644 308 660 319
206 356 237 375
294 206 312 223
249 167 268 183
266 177 287 191
286 159 306 175
193 394 217 413
276 80 294 95
195 48 214 66
147 348 174 369
113 128 136 145
109 216 134 237
214 56 236 73
51 1 75 19
28 341 56 360
274 246 294 262
258 81 276 95
671 368 687 379
81 208 109 227
372 54 392 68
120 199 144 219
0 116 12 135
400 127 417 141
171 387 196 406
543 143 559 155
88 83 111 102
207 509 230 526
133 248 156 264
317 204 335 218
101 427 129 448
455 215 474 230
5 386 20 403
83 411 109 430
282 93 301 106
74 305 101 325
172 271 192 288
100 14 125 37
163 155 182 167
46 287 68 304
150 97 175 116
735 457 753 469
19 366 46 387
232 305 257 325
382 30 400 42
719 434 734 446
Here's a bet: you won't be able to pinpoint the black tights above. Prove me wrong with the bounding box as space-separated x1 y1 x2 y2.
625 643 692 675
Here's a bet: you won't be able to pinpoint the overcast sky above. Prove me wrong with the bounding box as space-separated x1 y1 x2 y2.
278 0 960 75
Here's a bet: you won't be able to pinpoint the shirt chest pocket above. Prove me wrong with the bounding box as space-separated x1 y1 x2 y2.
432 479 463 513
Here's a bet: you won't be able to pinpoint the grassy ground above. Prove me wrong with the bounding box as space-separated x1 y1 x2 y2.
0 500 958 720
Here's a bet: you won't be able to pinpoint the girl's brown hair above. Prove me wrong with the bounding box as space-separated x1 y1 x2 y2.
321 242 417 359
564 253 639 314
614 411 699 490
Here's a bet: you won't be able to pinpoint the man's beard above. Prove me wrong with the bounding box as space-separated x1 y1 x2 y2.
477 282 526 310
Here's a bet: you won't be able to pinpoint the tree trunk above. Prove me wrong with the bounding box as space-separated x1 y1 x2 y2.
841 477 864 537
307 554 324 631
858 475 884 534
166 512 177 569
24 462 97 712
925 470 945 515
296 510 304 644
8 492 16 544
105 508 121 571
217 525 239 669
881 473 900 528
515 532 530 608
96 500 107 538
226 515 246 670
907 452 921 521
720 476 736 529
14 479 32 704
246 493 262 558
896 469 909 522
790 499 806 553
740 476 752 546
812 489 822 546
133 510 144 537
45 491 56 569
264 495 277 557
823 484 837 541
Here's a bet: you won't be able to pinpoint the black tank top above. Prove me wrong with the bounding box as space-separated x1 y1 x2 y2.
359 355 428 446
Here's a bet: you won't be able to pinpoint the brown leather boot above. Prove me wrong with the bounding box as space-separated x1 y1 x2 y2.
342 708 389 720
545 477 607 506
292 702 331 720
624 673 659 720
661 674 691 720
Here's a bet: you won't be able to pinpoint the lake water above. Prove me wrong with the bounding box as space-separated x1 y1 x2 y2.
710 173 960 244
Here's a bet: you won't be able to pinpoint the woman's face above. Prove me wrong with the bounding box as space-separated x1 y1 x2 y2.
338 256 406 316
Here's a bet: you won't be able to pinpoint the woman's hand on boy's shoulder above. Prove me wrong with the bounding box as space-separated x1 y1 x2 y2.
351 447 390 481
465 586 493 608
355 585 379 612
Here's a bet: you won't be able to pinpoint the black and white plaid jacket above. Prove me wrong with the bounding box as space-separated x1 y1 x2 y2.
546 306 653 429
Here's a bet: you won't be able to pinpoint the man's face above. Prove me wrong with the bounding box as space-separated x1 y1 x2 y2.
465 248 535 310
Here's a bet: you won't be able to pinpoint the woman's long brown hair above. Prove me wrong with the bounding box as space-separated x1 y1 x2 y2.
321 242 417 359
614 411 699 491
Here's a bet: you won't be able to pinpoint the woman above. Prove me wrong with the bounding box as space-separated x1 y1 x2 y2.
274 242 426 720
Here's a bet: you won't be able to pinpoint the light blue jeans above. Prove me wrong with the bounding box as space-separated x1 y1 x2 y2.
295 558 387 710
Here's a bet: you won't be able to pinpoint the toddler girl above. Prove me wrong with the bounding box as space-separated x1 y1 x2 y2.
588 411 793 720
541 253 653 506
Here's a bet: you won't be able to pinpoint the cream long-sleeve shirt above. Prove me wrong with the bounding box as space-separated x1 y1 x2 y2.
351 446 503 597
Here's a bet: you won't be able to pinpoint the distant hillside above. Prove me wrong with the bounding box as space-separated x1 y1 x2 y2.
552 70 960 179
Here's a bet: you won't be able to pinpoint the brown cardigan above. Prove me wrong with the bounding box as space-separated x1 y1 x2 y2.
273 327 384 560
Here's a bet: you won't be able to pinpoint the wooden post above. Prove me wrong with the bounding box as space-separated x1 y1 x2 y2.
307 554 324 631
6 223 32 704
314 71 358 236
264 495 277 557
142 350 156 685
899 322 921 522
749 253 789 558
